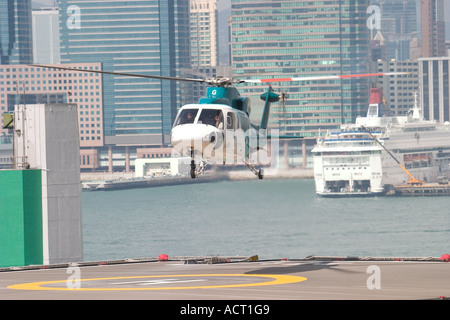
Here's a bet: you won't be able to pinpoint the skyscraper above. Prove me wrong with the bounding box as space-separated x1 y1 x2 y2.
377 59 419 116
59 0 190 170
190 0 219 67
184 0 220 105
230 0 371 142
0 63 105 170
373 0 417 35
372 0 418 61
419 57 450 123
0 0 33 64
421 0 446 57
32 7 60 64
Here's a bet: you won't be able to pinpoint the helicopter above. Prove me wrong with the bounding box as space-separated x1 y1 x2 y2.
170 80 282 179
30 64 409 179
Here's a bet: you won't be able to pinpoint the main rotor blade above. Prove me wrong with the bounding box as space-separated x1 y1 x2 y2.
29 64 207 83
242 72 411 84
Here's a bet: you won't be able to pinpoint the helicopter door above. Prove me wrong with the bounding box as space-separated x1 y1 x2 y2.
239 113 250 132
225 111 239 163
236 113 247 162
226 112 237 130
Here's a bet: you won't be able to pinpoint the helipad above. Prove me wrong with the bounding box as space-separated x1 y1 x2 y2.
1 257 449 301
7 273 307 291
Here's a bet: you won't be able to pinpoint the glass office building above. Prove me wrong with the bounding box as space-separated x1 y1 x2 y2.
371 0 417 61
419 57 450 124
59 0 190 147
190 0 219 67
421 0 445 58
230 0 370 140
0 0 33 65
32 8 61 64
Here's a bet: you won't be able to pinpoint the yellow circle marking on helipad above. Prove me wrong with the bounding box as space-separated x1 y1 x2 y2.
8 274 307 291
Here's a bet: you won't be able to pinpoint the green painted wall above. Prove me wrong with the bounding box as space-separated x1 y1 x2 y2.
0 170 43 267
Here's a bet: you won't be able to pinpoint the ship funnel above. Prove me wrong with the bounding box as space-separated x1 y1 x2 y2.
367 88 384 118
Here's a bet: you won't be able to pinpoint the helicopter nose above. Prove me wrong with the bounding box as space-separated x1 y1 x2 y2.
170 124 202 147
171 124 222 155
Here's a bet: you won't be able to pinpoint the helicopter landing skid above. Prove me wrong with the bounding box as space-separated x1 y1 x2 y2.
246 163 264 180
190 159 206 179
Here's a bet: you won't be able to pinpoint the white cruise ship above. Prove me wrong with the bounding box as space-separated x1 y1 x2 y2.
312 89 450 197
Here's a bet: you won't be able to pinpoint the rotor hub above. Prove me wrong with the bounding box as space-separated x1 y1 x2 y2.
204 77 241 87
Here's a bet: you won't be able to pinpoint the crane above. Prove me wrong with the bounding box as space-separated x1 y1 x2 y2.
361 125 424 186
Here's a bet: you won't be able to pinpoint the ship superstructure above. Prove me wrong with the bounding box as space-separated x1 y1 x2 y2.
312 89 450 196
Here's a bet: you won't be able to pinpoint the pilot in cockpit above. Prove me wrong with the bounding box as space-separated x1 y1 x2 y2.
215 111 224 130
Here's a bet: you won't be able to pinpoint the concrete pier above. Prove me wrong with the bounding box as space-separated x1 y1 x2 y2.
394 183 450 196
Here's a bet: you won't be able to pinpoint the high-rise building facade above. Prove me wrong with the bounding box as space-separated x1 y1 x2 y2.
190 0 218 67
0 0 33 64
419 57 450 123
372 0 417 36
0 63 104 170
230 0 371 142
377 59 419 116
371 0 418 61
32 7 60 64
59 0 190 152
421 0 446 58
185 0 220 105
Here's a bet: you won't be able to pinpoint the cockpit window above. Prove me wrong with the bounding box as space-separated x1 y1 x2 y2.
227 112 237 129
198 109 224 129
174 109 198 126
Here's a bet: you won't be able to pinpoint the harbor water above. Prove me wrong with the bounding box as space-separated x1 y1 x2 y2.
81 178 450 262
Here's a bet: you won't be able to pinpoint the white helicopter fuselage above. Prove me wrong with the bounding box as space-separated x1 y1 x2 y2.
170 103 250 165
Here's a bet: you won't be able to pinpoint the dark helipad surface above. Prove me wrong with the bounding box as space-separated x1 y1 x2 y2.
1 258 449 301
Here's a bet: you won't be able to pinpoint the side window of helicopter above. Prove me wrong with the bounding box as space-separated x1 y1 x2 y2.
175 109 198 126
226 112 237 130
239 113 250 132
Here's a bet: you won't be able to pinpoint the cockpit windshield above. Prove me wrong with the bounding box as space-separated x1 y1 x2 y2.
198 109 223 128
174 108 224 129
174 109 198 126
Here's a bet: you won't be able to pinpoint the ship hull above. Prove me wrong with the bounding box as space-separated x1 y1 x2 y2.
317 191 384 197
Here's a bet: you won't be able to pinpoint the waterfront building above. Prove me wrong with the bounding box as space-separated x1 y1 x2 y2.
0 63 104 171
419 57 450 123
32 7 60 64
230 0 371 146
377 59 419 116
371 0 418 61
0 0 33 65
190 0 219 67
421 0 446 58
182 0 220 105
59 0 190 171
